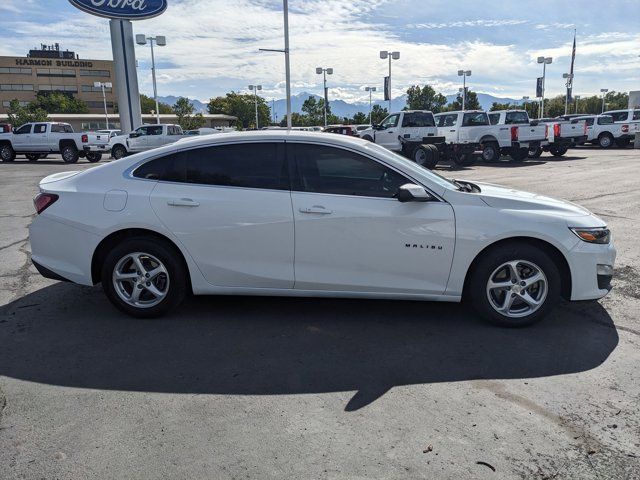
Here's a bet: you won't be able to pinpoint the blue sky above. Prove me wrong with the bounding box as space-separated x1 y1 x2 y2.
1 0 638 103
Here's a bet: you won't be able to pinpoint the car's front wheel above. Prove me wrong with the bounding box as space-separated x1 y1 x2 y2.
468 243 561 327
111 144 127 159
86 152 102 163
101 237 188 318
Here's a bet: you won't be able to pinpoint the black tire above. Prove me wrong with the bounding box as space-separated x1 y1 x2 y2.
111 144 127 159
101 237 188 318
86 152 102 163
452 152 476 167
467 242 561 327
412 145 437 169
615 138 631 148
509 147 529 162
26 153 40 162
528 146 543 159
549 145 568 157
0 143 16 162
427 144 440 166
597 132 614 149
481 142 499 162
61 144 79 163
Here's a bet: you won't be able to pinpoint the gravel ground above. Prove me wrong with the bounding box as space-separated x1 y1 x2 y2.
0 147 639 479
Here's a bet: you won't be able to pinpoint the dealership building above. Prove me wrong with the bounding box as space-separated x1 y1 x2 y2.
0 44 116 114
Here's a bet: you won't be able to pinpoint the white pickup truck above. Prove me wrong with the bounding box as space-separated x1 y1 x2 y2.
602 109 640 147
357 110 479 168
487 110 548 161
572 114 636 148
109 124 187 159
433 110 530 162
0 122 97 163
529 118 587 158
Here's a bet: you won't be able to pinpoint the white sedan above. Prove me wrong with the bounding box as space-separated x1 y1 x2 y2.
29 131 615 326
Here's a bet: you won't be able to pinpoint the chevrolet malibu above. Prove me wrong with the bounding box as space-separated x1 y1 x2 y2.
29 131 615 326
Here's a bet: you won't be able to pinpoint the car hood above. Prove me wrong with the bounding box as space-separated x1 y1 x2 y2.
474 181 592 217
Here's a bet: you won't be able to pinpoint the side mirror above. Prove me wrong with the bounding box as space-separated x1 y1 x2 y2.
397 183 433 203
129 132 140 138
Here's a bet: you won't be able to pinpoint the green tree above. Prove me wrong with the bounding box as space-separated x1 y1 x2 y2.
33 91 88 114
406 85 447 113
444 89 481 111
6 99 48 126
140 94 172 114
489 102 515 111
279 112 308 127
301 96 331 125
208 92 270 129
172 96 205 130
370 104 388 124
351 112 368 124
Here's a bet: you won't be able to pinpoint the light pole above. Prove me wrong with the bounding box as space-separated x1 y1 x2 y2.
364 86 377 124
248 85 262 129
379 50 400 112
537 56 552 119
562 73 574 115
136 34 167 125
315 67 333 127
600 88 609 113
574 95 580 114
457 70 471 110
94 81 113 129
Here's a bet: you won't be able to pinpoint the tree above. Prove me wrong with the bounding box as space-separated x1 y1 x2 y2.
6 99 48 126
444 89 481 111
33 92 88 114
279 112 308 127
301 96 331 126
140 94 172 114
406 85 447 113
490 102 515 111
370 104 388 124
172 96 205 130
351 112 368 124
208 92 270 129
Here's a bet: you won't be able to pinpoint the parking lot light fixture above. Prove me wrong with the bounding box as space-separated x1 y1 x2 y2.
248 85 263 129
537 56 552 118
136 34 166 125
316 67 333 127
600 88 609 113
364 86 377 124
380 51 400 112
457 70 471 110
94 81 113 129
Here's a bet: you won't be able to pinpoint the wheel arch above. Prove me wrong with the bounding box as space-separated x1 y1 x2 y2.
462 236 572 301
479 135 498 145
91 227 193 293
59 139 78 151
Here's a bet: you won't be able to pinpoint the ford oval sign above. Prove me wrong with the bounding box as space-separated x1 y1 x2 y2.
68 0 168 20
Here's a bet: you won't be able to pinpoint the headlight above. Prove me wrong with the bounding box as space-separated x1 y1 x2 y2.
570 227 611 244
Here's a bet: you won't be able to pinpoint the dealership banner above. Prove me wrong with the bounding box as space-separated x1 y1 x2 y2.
536 77 543 98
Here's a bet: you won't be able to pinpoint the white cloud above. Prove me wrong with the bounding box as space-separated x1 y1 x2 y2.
407 19 528 29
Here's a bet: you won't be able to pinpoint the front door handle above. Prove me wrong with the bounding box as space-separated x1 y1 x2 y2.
167 198 200 207
299 206 333 214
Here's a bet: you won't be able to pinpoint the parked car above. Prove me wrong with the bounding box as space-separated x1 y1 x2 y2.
324 125 359 136
29 131 615 327
529 118 587 158
572 115 635 148
0 122 94 163
486 110 548 162
602 109 640 147
83 129 122 159
358 110 475 168
109 124 186 159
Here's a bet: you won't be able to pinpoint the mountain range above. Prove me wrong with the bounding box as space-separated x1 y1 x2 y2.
157 92 523 119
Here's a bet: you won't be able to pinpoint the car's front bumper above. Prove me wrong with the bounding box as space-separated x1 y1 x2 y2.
567 240 616 301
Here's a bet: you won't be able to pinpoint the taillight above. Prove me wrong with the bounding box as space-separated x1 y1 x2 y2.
553 123 561 138
622 124 629 133
544 124 549 139
81 134 88 143
33 193 59 214
510 126 518 141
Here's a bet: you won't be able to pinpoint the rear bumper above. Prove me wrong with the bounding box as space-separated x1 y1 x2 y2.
84 145 111 153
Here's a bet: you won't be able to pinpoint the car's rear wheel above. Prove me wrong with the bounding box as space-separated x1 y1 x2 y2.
101 237 188 318
452 152 476 167
509 147 529 162
481 142 499 162
468 243 561 327
61 145 79 163
26 153 40 162
0 144 16 162
111 144 127 159
549 145 568 157
412 145 437 169
86 152 102 163
528 146 543 158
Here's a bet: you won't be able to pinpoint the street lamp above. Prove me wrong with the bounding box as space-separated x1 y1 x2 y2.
600 88 609 113
248 85 262 129
364 86 377 124
380 50 400 112
136 34 166 125
562 73 574 115
457 70 471 110
315 67 333 127
94 81 113 129
574 95 581 114
537 56 552 119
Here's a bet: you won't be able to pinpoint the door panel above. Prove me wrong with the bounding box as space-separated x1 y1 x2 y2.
375 114 400 150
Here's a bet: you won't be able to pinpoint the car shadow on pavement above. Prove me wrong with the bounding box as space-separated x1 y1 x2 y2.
0 283 618 411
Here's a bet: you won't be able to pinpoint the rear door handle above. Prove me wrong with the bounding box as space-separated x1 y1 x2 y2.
299 206 333 214
167 198 200 207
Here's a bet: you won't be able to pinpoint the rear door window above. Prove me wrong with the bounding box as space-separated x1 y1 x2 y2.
488 113 500 125
462 113 489 126
33 124 47 134
505 112 529 124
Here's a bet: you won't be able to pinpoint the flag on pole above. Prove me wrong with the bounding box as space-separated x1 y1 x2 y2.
567 30 576 102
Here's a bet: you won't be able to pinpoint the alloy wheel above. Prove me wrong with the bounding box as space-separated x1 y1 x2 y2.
112 252 170 309
486 260 548 318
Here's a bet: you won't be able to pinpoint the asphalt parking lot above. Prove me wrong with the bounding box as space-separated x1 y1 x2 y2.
1 147 639 479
